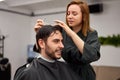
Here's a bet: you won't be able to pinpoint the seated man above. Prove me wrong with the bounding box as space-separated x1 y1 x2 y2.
14 25 82 80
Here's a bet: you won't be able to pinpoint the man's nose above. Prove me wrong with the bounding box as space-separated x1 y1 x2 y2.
59 42 64 48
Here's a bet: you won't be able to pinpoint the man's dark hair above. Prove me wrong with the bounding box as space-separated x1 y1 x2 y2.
36 25 62 52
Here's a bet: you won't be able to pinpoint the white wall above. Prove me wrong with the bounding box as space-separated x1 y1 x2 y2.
90 0 120 37
0 11 32 79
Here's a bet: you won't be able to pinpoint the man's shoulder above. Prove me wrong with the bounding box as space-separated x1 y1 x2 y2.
23 58 39 72
15 59 38 74
14 59 39 80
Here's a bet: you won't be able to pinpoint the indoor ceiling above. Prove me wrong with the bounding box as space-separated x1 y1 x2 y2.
0 0 113 16
0 0 71 12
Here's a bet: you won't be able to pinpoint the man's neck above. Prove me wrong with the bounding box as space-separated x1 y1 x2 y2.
37 54 55 63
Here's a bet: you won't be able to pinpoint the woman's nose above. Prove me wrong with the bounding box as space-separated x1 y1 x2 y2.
68 14 73 18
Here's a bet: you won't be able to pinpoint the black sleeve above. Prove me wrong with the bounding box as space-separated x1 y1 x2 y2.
62 30 100 64
81 30 101 63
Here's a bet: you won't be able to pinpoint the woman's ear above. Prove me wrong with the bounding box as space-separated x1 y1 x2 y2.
38 39 45 49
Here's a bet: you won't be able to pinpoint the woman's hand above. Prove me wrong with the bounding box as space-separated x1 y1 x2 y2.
54 20 68 29
34 19 44 32
54 20 72 36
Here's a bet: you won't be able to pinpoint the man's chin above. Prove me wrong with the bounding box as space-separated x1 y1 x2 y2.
56 55 61 59
52 56 61 60
55 52 62 59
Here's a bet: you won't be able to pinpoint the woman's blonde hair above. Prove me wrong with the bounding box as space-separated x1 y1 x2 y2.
66 0 93 36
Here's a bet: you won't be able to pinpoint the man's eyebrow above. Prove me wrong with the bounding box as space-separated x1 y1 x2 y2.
53 39 60 41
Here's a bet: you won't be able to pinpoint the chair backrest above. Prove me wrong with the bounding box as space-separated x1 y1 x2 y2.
0 58 11 80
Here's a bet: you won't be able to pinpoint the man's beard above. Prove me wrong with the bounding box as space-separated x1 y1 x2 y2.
45 44 58 60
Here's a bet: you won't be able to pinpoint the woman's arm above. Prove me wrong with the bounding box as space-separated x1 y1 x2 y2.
54 20 84 54
55 20 100 64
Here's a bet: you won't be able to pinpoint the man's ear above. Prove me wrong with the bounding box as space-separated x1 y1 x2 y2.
38 39 45 49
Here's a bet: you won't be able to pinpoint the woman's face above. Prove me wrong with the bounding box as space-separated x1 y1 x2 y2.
67 4 82 28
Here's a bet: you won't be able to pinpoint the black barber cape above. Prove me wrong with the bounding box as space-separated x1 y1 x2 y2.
14 58 81 80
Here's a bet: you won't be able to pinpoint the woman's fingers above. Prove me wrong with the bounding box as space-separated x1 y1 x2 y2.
37 19 44 24
34 19 44 32
54 20 65 27
54 20 63 24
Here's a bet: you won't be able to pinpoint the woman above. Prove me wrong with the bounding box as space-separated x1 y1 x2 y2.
34 1 101 80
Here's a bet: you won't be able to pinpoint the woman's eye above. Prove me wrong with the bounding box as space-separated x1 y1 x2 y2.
72 12 77 16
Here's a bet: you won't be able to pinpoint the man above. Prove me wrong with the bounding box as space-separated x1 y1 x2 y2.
14 25 81 80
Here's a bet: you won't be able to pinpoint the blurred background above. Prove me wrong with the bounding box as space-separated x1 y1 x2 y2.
0 0 120 80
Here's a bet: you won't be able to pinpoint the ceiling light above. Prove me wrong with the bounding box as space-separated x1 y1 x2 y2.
0 0 4 2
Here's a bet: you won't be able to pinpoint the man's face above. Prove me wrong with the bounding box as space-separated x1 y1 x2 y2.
43 31 64 60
